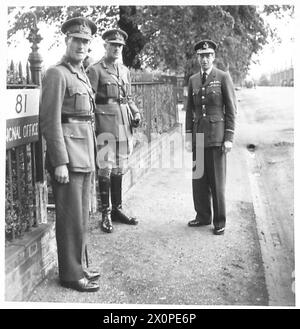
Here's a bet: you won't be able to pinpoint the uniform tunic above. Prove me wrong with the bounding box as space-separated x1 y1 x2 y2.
185 67 237 228
40 56 95 281
86 58 139 170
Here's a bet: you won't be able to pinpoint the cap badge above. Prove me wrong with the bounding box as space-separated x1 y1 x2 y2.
115 32 121 38
79 24 90 34
203 42 209 49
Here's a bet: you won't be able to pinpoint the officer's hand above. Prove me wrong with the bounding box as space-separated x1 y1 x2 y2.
54 165 69 184
222 140 233 153
132 113 141 128
185 140 193 153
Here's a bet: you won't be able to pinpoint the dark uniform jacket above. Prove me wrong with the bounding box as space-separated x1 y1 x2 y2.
186 67 237 147
40 57 95 172
86 58 139 142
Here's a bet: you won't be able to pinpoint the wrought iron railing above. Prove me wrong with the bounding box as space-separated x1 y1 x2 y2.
6 12 45 242
131 81 178 144
5 143 39 240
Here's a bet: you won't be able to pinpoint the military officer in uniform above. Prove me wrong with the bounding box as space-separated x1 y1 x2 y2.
86 29 141 233
185 40 237 235
40 17 100 292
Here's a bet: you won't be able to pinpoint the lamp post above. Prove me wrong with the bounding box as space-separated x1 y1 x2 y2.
26 12 43 86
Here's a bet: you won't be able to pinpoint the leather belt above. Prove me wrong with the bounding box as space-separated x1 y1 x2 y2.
61 115 93 123
96 98 128 105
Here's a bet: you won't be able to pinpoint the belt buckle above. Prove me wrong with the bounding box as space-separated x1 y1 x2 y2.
67 118 79 123
106 98 118 104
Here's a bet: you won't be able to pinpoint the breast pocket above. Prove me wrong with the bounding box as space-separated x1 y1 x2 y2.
207 85 223 105
68 87 90 112
101 80 119 98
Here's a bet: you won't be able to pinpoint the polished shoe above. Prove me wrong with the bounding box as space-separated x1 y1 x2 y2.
83 269 100 281
100 210 113 233
213 227 225 235
100 218 113 233
60 277 100 292
188 219 211 227
111 206 138 225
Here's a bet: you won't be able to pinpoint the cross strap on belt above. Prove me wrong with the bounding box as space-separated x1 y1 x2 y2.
95 97 128 105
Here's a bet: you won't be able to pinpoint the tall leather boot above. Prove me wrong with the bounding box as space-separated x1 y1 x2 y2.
98 176 113 233
111 174 138 225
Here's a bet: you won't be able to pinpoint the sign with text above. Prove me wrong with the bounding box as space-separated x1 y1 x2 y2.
6 89 40 149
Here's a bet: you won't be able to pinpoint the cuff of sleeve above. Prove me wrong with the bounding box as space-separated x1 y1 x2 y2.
48 142 69 168
224 129 234 142
128 102 139 116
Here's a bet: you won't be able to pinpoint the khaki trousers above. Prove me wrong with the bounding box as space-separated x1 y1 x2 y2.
52 172 91 281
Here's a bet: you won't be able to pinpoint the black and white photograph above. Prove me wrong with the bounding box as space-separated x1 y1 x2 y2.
2 0 297 311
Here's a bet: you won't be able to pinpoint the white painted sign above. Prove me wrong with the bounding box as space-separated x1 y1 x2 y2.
5 88 40 119
6 88 40 149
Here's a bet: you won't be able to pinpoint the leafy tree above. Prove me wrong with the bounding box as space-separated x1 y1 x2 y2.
7 6 119 47
7 6 145 68
263 4 294 18
118 6 146 69
8 5 294 83
219 6 269 84
133 5 293 83
258 74 270 86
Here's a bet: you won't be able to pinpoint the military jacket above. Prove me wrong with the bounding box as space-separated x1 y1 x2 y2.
185 67 236 147
86 58 139 141
40 57 95 172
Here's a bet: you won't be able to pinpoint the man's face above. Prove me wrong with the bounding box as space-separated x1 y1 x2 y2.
65 36 90 63
105 42 123 61
197 52 215 71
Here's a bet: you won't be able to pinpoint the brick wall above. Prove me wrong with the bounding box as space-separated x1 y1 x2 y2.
5 222 56 301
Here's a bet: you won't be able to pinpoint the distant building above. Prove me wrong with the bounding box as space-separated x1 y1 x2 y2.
270 66 294 86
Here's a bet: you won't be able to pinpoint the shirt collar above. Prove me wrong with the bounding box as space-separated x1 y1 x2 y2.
201 66 213 76
58 55 85 74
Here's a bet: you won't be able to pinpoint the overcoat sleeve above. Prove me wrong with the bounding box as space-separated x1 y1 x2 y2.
222 72 237 142
39 67 69 168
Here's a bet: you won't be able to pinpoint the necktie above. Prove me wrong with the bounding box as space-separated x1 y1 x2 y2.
202 72 207 85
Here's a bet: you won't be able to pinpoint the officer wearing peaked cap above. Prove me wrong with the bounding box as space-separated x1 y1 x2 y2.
86 28 141 234
102 28 128 45
185 39 237 235
61 17 97 39
194 39 217 53
40 17 101 292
